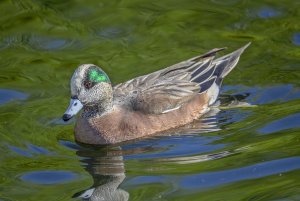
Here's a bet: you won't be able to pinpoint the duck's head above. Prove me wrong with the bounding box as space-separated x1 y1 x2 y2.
62 64 113 121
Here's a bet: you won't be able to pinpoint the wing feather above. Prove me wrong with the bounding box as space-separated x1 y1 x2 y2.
113 43 250 114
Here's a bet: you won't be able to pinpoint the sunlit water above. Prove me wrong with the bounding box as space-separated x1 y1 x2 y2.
0 0 300 200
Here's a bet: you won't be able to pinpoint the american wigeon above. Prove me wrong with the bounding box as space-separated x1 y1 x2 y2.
62 43 250 144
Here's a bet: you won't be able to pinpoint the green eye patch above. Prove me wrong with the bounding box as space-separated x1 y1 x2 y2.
88 68 110 83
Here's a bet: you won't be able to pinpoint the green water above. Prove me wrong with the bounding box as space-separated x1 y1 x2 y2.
1 0 300 200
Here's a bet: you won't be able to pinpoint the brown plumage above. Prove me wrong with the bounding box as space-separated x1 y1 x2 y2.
63 43 251 144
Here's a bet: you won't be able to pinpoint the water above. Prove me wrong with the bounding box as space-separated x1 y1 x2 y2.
0 0 300 200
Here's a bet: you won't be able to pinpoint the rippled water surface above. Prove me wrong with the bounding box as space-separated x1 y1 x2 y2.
1 0 300 200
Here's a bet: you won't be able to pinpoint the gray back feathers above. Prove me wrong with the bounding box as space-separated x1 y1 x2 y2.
113 43 250 113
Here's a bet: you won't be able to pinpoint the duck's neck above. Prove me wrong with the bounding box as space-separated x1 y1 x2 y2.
82 101 113 118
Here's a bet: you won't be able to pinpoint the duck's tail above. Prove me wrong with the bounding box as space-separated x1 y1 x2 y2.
201 42 251 105
214 42 251 80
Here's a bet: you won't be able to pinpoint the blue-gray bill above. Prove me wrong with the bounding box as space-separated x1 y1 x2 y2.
62 98 83 121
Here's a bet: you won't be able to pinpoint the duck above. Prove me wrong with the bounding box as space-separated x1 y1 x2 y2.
62 43 250 144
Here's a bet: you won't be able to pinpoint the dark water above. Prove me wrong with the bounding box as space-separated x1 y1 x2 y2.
1 0 300 200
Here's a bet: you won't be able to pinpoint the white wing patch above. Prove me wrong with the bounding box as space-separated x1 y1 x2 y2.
162 105 181 114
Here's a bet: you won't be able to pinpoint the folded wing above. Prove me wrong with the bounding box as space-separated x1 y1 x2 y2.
113 43 250 114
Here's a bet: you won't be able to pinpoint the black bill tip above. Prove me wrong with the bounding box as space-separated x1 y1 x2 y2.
62 114 72 122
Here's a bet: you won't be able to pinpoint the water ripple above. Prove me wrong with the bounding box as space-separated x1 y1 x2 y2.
20 170 78 185
0 89 28 105
155 150 237 165
257 7 281 19
258 112 300 134
292 33 300 46
0 34 79 51
223 85 300 105
180 157 300 189
123 135 225 160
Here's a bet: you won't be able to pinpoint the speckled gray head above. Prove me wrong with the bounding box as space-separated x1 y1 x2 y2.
62 64 113 121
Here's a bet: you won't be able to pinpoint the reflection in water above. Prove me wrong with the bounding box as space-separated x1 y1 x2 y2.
154 149 243 165
74 146 129 201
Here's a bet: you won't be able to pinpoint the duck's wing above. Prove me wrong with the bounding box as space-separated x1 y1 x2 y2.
113 43 250 114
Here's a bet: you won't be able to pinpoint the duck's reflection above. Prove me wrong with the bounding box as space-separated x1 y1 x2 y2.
74 146 129 201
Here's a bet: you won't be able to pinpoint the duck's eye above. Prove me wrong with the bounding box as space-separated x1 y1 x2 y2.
84 80 93 89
